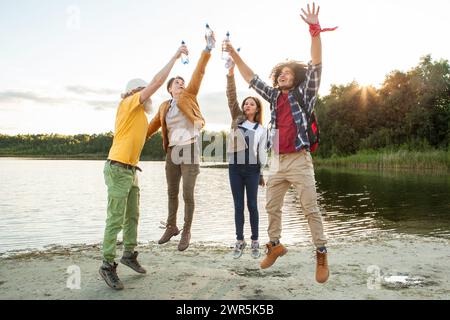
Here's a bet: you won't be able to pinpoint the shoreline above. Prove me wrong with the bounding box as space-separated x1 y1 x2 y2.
2 150 449 173
1 235 449 300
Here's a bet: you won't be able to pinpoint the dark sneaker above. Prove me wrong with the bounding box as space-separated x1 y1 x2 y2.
250 241 261 259
120 251 147 274
178 230 191 252
99 261 124 290
233 241 246 259
316 247 330 283
158 223 180 245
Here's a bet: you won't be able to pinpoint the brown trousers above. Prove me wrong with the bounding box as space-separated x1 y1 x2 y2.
165 142 200 231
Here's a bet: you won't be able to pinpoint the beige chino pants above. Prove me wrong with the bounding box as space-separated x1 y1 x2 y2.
265 151 327 248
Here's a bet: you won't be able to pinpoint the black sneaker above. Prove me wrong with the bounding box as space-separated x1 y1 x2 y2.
120 251 147 274
99 261 124 290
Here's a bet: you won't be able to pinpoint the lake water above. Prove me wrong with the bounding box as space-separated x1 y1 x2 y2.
0 159 449 253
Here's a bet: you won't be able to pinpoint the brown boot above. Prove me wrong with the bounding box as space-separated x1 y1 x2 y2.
178 230 191 252
158 225 180 245
260 242 288 269
316 249 329 283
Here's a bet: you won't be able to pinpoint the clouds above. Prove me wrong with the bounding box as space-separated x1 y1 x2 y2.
0 87 238 116
0 90 68 105
65 85 119 96
0 86 120 111
84 99 119 110
0 87 267 133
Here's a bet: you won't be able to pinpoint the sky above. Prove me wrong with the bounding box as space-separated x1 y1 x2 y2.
0 0 449 135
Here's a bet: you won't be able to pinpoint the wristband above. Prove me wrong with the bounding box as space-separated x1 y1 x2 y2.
309 23 338 37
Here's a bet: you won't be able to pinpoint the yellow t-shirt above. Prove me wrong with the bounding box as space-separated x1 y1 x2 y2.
108 92 148 166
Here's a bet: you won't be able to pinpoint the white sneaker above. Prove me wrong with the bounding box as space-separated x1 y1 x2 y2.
233 241 246 259
251 241 261 259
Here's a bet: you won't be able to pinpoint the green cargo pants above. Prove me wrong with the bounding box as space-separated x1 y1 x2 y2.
102 161 140 263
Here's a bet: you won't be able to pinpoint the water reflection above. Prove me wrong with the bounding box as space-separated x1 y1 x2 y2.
315 168 450 239
0 159 448 254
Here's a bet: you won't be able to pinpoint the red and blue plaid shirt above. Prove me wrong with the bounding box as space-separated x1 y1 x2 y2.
249 62 322 153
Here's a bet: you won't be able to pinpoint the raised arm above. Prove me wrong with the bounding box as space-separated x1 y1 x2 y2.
226 42 275 103
301 2 322 65
185 34 215 96
310 33 322 65
139 45 188 104
226 43 256 84
226 65 242 120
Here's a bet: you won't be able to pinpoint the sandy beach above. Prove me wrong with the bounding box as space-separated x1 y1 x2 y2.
0 234 449 300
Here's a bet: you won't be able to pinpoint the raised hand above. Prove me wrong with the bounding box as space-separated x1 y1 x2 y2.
224 41 237 56
175 44 189 60
301 2 320 25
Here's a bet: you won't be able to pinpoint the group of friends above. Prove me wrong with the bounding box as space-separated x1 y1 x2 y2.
99 2 335 291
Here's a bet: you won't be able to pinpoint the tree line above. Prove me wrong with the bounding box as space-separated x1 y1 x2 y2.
315 55 449 157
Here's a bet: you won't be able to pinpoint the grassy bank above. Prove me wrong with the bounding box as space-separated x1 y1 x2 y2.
314 150 450 172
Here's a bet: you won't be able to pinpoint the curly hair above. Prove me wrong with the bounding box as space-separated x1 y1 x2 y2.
270 60 308 89
241 96 264 125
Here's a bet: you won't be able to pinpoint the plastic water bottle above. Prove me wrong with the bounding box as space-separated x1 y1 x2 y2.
181 40 189 65
225 47 240 70
222 32 230 60
205 24 215 49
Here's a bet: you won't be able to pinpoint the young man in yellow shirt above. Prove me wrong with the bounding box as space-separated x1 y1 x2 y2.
99 45 188 291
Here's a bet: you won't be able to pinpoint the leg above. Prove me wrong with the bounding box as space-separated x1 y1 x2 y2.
166 149 182 226
180 163 200 231
229 165 246 241
121 174 147 275
265 172 291 242
102 162 133 263
244 166 260 241
289 152 329 283
123 172 140 253
289 153 327 248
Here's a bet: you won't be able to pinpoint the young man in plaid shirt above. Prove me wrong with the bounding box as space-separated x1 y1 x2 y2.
226 2 336 283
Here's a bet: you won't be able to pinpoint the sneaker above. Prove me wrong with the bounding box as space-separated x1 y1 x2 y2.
120 251 147 274
316 247 329 283
178 230 191 252
250 241 261 259
260 242 288 269
233 241 246 259
158 223 180 245
99 261 124 290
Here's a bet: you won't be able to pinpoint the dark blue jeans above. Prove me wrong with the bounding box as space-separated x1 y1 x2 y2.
229 164 260 241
